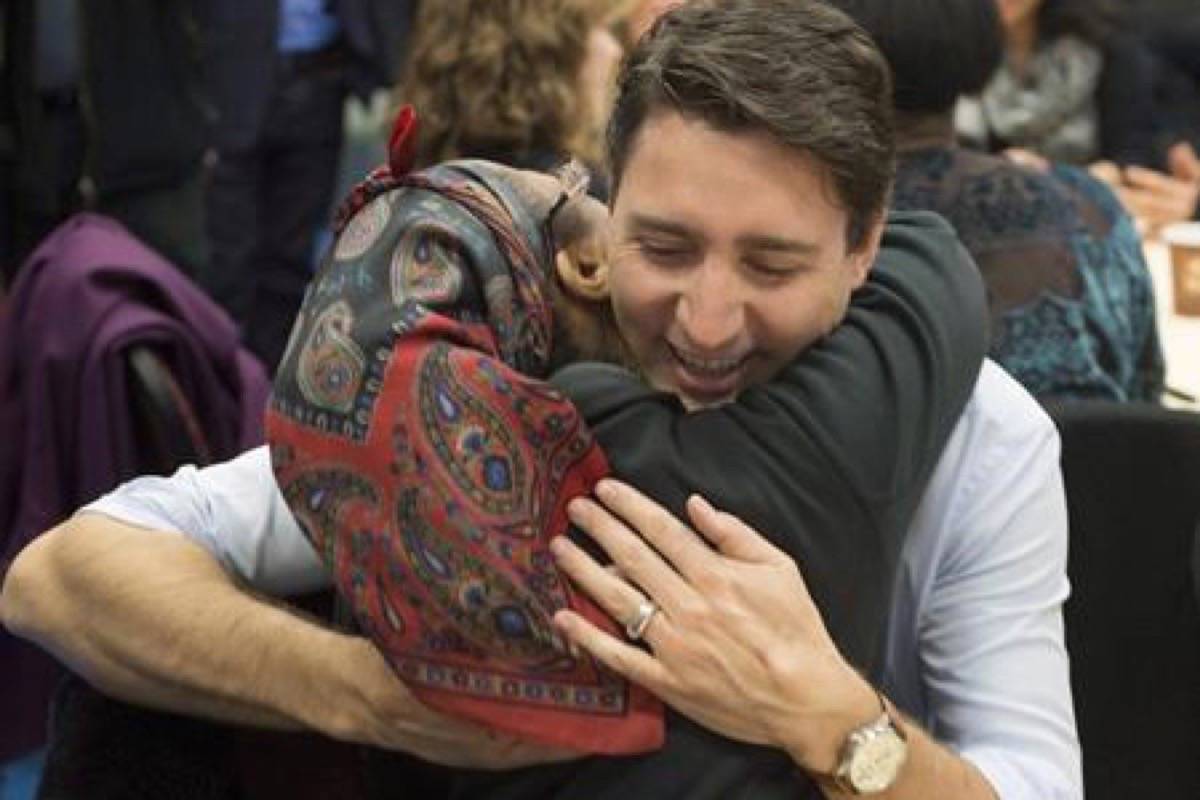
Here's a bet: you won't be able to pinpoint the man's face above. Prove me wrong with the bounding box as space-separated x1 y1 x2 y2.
608 111 880 408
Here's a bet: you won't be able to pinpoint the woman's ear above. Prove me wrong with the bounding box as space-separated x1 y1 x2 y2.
549 240 629 366
555 238 610 302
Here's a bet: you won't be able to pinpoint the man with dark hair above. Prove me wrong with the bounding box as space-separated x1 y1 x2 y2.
2 1 1080 798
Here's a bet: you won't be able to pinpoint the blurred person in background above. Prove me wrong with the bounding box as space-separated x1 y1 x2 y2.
841 0 1164 402
1 0 209 285
196 0 415 373
958 0 1200 230
2 2 212 796
1109 0 1200 226
396 0 628 198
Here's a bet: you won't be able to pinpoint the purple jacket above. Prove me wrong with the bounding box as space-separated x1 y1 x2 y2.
0 213 271 760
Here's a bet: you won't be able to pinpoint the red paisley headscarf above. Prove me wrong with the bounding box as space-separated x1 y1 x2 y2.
265 108 663 754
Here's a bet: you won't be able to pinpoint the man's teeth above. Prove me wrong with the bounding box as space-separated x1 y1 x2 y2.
674 349 743 374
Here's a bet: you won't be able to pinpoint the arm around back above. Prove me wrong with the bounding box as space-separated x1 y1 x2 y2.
0 454 577 768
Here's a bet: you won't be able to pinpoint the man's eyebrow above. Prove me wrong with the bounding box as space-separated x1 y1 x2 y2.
627 213 697 238
736 234 820 255
628 213 819 255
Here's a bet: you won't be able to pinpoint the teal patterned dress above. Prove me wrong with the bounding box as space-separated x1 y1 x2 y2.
894 146 1165 402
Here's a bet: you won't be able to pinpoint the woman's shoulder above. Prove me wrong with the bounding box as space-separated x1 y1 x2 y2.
895 147 1087 243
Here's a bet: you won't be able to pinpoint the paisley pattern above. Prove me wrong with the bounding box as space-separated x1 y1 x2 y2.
296 301 367 415
894 147 1164 401
266 151 662 754
391 224 466 308
334 193 391 262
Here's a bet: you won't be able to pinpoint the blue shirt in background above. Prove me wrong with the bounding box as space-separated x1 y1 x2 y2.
277 0 340 53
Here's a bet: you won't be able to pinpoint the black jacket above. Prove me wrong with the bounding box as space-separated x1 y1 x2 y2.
200 0 416 151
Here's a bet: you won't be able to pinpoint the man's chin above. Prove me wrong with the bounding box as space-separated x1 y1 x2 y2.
647 367 747 411
653 376 741 411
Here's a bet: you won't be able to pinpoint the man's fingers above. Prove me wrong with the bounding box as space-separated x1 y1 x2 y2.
553 608 672 692
566 490 695 602
550 534 668 636
586 479 720 581
684 494 781 563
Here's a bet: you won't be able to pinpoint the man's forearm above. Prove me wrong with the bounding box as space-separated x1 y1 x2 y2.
2 514 589 769
0 514 357 733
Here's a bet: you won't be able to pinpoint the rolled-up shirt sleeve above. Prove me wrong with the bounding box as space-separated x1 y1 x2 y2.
81 446 329 597
893 365 1082 800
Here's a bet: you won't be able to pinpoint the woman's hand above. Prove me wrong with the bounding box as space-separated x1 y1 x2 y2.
550 480 879 775
1093 142 1200 230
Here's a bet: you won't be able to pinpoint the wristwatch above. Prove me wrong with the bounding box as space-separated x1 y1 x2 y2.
830 691 909 794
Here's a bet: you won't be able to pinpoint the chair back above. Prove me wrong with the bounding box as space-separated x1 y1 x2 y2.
1047 401 1200 800
125 345 212 472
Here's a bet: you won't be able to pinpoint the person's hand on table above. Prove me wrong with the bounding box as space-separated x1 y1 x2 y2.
1095 142 1200 231
322 635 583 769
550 479 879 776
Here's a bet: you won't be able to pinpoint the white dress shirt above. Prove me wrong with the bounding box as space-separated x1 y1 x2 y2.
85 361 1083 799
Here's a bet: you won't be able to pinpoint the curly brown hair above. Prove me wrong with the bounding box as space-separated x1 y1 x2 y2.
396 0 629 169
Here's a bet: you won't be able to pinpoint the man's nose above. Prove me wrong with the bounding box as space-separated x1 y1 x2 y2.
676 259 745 352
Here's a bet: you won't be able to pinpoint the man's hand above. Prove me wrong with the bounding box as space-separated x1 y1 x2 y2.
549 481 1002 799
548 479 878 774
323 636 581 768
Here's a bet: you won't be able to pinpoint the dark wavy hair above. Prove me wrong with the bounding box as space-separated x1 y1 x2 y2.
607 0 895 252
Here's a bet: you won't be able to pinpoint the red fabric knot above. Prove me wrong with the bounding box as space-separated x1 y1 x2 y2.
388 105 420 179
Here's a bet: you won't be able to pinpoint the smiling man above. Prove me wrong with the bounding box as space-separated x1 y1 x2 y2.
608 114 877 408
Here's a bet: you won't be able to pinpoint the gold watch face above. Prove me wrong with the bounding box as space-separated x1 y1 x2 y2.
847 727 908 793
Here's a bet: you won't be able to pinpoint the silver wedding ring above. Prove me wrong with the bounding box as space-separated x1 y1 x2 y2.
624 598 659 641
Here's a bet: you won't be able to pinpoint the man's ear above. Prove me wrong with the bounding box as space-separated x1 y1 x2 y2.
555 240 610 302
847 215 885 289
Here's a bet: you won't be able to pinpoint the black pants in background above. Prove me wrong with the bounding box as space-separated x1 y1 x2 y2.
201 55 345 374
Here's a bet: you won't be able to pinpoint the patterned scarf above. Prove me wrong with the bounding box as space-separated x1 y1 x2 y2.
956 35 1103 165
265 108 663 754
